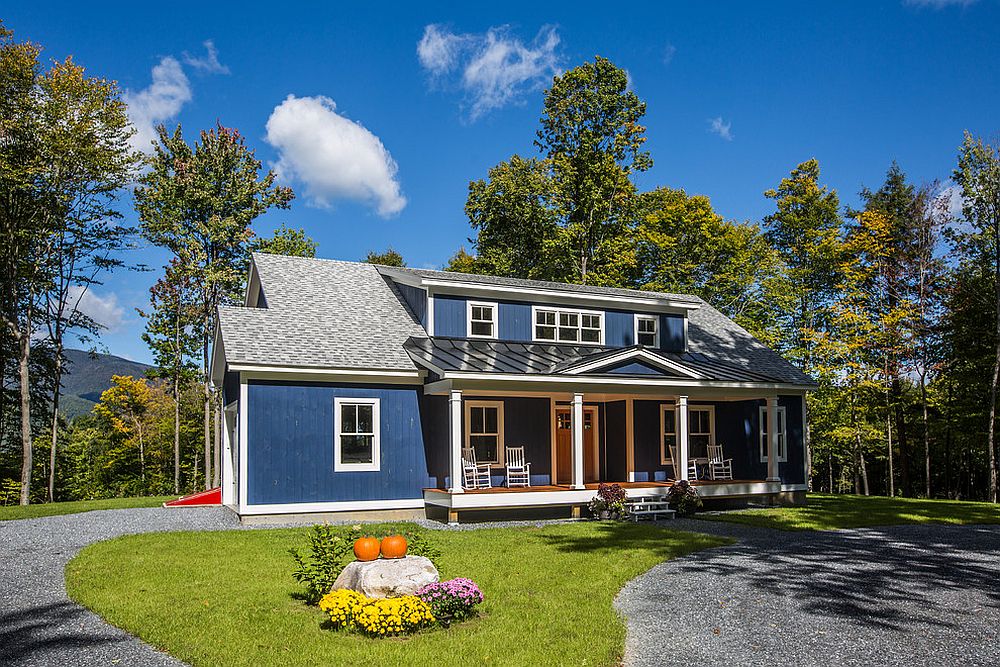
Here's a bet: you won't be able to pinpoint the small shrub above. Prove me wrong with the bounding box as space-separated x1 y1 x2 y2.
667 480 703 516
589 482 629 519
416 578 484 626
319 589 435 636
290 525 443 604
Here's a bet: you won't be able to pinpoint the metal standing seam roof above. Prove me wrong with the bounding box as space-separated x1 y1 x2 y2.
403 337 791 384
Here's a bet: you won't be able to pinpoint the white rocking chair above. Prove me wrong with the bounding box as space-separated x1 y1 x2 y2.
462 447 492 490
707 443 734 480
505 446 532 487
667 445 699 481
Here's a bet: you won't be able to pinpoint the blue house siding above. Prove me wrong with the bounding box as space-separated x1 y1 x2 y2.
428 292 686 351
396 283 427 327
629 397 805 484
433 294 467 337
247 381 431 505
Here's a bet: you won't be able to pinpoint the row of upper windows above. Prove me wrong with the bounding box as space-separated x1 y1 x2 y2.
467 300 663 347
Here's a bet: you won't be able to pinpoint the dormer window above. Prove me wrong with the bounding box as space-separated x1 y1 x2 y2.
533 307 604 345
467 301 497 339
635 315 659 347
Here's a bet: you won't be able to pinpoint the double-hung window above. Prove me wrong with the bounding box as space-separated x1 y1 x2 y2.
467 301 497 339
659 404 714 463
635 315 659 347
759 405 787 462
334 397 380 472
533 307 603 344
465 400 504 465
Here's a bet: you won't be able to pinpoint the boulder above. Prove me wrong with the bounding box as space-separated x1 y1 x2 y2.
333 556 439 599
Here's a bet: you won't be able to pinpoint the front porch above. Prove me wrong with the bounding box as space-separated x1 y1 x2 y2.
424 479 783 523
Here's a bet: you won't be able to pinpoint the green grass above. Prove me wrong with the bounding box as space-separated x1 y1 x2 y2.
66 522 728 667
700 492 1000 531
0 496 175 521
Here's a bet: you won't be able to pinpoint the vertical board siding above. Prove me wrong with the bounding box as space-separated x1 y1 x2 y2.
247 382 431 505
661 315 685 351
498 301 531 340
632 400 672 482
433 294 467 337
603 401 627 481
605 310 635 347
396 283 427 328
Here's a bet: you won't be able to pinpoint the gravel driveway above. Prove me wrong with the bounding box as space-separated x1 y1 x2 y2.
616 519 1000 667
3 508 998 667
0 507 237 667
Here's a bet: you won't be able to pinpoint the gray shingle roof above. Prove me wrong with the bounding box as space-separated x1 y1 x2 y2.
216 254 813 387
379 265 700 305
217 254 425 371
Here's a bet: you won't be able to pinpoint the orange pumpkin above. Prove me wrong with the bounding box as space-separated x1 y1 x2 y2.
379 534 408 559
353 536 380 562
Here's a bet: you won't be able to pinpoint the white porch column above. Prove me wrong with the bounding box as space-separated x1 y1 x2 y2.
221 407 236 506
571 393 585 490
448 389 464 493
677 395 690 481
766 396 780 481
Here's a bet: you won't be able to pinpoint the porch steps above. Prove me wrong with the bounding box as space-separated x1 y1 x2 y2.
625 496 675 521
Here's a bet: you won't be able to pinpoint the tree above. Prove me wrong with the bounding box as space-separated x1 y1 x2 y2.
460 57 650 287
135 123 293 490
951 132 1000 503
93 376 154 483
364 248 406 267
634 187 791 346
763 159 843 488
0 23 135 504
537 56 651 284
252 224 316 257
139 259 199 493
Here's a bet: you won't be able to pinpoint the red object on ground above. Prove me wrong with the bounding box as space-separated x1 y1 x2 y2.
164 487 222 507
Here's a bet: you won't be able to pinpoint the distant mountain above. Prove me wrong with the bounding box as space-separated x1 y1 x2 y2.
59 349 152 420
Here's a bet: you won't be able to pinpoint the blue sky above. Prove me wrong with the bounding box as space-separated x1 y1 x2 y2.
5 0 999 363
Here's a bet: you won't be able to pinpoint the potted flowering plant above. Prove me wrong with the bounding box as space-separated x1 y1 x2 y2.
589 482 628 520
667 479 703 516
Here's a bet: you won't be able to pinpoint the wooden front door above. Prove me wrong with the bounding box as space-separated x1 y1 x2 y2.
555 407 599 485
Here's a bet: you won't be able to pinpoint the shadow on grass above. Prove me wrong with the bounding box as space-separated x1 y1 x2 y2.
670 522 1000 632
0 600 129 665
538 521 729 558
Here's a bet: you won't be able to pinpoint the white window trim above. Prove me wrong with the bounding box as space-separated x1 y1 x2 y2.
531 305 605 345
333 397 381 472
659 403 715 465
634 314 660 348
466 300 499 339
465 399 505 466
759 405 788 463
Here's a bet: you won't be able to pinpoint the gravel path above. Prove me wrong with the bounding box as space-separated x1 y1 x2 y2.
0 507 237 667
3 507 999 667
616 519 1000 667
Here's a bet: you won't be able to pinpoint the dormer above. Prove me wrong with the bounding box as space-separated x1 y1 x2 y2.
378 266 699 352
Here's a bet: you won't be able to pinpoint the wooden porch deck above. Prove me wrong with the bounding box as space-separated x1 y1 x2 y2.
425 479 760 495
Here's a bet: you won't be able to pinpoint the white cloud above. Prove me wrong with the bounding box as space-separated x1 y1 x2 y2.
934 183 966 219
124 57 191 153
182 40 230 74
67 286 125 332
417 24 561 120
663 44 677 66
265 95 406 217
903 0 978 8
708 116 734 141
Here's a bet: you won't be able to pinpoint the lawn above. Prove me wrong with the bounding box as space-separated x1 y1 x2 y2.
66 522 727 667
700 492 1000 531
0 496 176 521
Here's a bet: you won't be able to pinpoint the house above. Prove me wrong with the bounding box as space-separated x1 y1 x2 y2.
211 253 815 522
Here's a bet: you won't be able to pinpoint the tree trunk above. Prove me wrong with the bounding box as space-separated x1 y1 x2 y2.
203 326 212 491
213 399 221 488
945 383 954 499
987 332 1000 503
893 380 911 496
48 349 63 502
887 412 895 497
827 455 833 494
173 376 181 494
921 375 931 498
18 329 32 506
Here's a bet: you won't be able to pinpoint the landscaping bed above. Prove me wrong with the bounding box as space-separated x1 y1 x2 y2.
66 522 727 666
